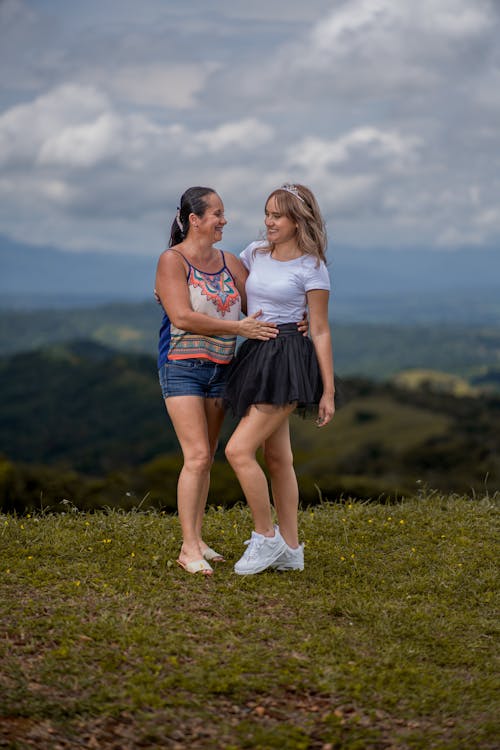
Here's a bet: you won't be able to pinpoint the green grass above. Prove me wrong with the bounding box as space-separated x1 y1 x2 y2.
0 493 498 749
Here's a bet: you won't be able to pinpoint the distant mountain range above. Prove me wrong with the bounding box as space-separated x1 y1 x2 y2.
2 233 500 324
0 234 155 305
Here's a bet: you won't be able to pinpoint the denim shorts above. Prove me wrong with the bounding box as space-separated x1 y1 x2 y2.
159 358 229 399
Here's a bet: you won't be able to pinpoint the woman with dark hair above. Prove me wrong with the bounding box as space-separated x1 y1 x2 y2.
155 187 279 575
224 184 335 575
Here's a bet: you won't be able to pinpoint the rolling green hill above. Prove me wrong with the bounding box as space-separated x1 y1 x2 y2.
0 340 173 473
1 302 500 382
1 342 499 513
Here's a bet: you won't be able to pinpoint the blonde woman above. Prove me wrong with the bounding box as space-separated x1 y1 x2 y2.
224 184 335 575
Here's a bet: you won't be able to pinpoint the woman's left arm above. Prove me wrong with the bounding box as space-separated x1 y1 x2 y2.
307 289 335 427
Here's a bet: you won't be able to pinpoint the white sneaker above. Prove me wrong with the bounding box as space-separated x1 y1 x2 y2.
234 526 287 575
271 543 304 571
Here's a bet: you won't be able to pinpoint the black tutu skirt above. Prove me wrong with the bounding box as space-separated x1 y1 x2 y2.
224 323 324 420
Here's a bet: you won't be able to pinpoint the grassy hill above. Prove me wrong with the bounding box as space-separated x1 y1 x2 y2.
1 343 499 513
0 496 498 749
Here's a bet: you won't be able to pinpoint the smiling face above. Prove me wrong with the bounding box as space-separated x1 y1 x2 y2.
192 192 227 242
264 195 297 246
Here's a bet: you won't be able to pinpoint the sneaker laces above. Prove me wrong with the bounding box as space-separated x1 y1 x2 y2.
242 534 265 560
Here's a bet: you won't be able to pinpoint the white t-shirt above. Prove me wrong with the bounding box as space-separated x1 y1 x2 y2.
240 241 331 323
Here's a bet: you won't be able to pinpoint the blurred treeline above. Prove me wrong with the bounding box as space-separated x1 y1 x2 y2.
1 341 499 514
1 301 500 384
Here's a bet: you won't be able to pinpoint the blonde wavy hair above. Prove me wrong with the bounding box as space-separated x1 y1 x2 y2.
260 184 327 265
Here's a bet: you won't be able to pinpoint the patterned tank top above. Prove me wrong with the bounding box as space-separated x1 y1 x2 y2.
158 249 241 368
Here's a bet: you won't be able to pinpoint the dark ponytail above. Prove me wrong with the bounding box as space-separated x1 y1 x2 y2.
169 186 216 247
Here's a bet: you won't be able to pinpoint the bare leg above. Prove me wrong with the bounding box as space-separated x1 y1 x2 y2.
263 418 299 548
197 398 225 556
225 404 295 536
165 396 223 566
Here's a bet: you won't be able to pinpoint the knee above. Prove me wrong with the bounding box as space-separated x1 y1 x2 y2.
224 440 237 467
225 439 248 469
264 445 293 475
183 450 212 475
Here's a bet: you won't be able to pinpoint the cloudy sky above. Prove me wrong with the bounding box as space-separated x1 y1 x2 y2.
1 0 499 257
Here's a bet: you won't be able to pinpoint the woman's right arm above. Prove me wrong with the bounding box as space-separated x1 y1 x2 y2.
155 251 277 340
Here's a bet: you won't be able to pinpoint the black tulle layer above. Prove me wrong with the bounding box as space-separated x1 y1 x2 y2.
224 323 323 419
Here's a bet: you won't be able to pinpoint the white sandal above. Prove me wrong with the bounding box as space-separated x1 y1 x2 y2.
202 547 225 563
176 558 213 575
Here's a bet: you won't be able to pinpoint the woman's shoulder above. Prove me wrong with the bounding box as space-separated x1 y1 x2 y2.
297 253 329 276
237 240 267 270
157 246 189 271
247 239 268 250
239 239 263 254
159 244 184 258
299 251 326 266
241 240 270 260
223 249 244 270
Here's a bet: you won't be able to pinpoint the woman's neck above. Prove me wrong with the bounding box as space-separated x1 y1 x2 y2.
178 238 220 268
271 239 302 261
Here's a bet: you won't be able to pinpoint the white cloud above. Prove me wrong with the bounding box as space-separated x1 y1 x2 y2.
415 0 491 37
283 126 425 221
0 84 110 166
475 206 500 230
249 0 496 107
311 0 491 48
39 178 79 206
474 67 500 112
0 0 499 254
38 113 123 168
0 80 279 250
288 128 422 171
309 0 492 65
96 63 220 109
0 83 185 174
0 82 274 172
436 226 485 248
191 118 274 153
311 0 388 50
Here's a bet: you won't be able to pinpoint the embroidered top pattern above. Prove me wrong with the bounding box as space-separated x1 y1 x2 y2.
158 250 241 368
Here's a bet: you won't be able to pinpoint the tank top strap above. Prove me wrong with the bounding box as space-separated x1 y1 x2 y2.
219 249 235 281
168 248 192 278
168 247 228 278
